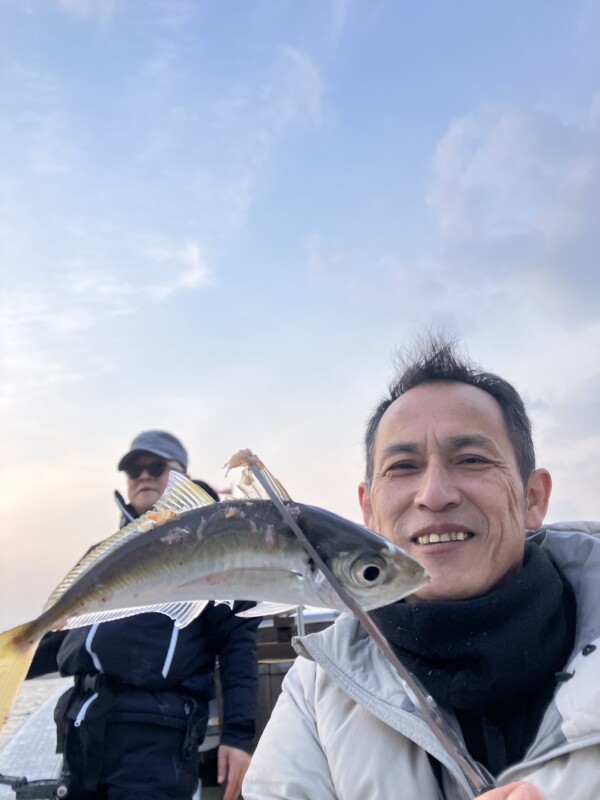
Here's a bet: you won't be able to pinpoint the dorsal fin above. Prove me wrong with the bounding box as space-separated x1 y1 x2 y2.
43 473 217 611
224 449 292 502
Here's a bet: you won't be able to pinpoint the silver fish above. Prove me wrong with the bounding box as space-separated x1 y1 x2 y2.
0 452 428 731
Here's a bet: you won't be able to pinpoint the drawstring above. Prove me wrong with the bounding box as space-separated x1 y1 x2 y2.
74 692 99 727
162 624 179 678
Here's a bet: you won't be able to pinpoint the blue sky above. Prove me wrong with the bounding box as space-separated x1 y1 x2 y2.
1 0 599 630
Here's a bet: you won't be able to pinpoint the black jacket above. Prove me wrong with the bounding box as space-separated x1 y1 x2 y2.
28 497 261 753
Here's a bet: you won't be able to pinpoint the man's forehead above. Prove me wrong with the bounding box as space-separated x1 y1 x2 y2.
376 382 508 445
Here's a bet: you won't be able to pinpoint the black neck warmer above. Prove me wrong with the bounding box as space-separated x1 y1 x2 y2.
369 542 577 775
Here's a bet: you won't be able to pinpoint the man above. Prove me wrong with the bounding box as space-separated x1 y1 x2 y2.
30 430 260 800
243 338 599 800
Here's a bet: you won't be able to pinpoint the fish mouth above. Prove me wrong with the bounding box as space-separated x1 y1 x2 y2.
410 526 475 546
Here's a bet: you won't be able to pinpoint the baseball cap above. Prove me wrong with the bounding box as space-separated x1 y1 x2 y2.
118 430 188 472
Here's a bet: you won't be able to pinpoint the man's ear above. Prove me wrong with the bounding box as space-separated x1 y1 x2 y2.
358 482 374 529
525 468 552 530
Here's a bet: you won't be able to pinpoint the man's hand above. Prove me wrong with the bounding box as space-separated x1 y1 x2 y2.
478 782 546 800
217 744 252 800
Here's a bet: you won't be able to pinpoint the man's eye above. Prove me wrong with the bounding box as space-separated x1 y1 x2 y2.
459 456 489 465
386 461 417 472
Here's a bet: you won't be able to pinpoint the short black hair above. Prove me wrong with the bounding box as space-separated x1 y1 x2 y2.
364 333 535 486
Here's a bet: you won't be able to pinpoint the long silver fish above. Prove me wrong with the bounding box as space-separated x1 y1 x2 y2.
0 451 428 732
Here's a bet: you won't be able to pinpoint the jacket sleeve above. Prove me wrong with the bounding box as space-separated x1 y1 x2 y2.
243 658 338 800
209 601 261 753
26 630 68 679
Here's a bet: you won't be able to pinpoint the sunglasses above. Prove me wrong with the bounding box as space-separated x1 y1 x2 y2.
125 461 181 480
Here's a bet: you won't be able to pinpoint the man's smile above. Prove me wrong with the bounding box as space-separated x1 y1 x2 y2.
409 523 476 546
414 530 472 545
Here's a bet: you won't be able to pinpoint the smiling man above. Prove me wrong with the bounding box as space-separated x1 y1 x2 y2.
243 336 600 800
358 379 551 602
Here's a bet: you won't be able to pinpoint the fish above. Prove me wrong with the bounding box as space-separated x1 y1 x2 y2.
0 450 428 732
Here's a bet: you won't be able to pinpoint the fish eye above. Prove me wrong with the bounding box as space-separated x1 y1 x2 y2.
361 565 381 582
350 555 386 587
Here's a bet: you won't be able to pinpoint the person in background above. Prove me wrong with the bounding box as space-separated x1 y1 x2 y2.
29 430 260 800
243 336 600 800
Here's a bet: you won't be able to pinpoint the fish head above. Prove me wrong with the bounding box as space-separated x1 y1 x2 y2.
297 505 429 611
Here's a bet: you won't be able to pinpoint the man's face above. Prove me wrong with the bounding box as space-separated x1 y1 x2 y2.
359 382 551 601
126 455 185 515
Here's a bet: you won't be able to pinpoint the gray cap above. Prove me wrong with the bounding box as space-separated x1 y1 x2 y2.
118 430 188 472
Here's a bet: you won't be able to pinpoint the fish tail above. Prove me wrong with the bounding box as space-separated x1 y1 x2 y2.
0 622 40 734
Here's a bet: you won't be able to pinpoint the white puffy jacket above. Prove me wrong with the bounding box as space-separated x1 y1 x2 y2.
244 524 600 800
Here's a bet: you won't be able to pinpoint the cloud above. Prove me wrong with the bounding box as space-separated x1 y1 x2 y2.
144 240 211 299
330 0 353 51
218 46 324 229
0 237 211 406
0 60 76 175
306 95 600 333
427 101 600 315
1 236 210 326
114 37 324 238
535 370 600 522
575 0 600 65
0 320 114 406
305 229 508 325
538 371 600 445
57 0 118 21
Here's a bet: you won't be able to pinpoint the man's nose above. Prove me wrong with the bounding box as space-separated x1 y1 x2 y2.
414 461 461 510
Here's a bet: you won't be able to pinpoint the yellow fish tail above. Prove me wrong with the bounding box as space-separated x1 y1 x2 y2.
0 622 40 735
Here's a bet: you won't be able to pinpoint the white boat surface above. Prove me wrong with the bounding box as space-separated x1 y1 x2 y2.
0 676 71 798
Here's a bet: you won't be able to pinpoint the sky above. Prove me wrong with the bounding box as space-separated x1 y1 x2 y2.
1 0 599 632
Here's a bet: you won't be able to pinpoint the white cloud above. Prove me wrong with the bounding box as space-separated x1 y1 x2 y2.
427 102 600 315
0 60 76 175
306 95 600 334
144 240 211 299
330 0 353 51
0 319 114 406
219 46 324 229
57 0 118 21
0 238 211 407
273 47 324 129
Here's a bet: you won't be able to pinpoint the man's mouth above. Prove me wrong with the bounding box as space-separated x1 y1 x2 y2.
414 531 474 545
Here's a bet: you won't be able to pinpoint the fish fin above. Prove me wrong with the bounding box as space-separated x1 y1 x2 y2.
0 622 40 735
44 473 215 612
236 602 299 618
153 471 218 513
64 600 210 631
224 449 292 502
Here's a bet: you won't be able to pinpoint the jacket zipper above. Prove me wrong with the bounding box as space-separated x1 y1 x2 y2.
497 735 600 783
73 624 104 726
